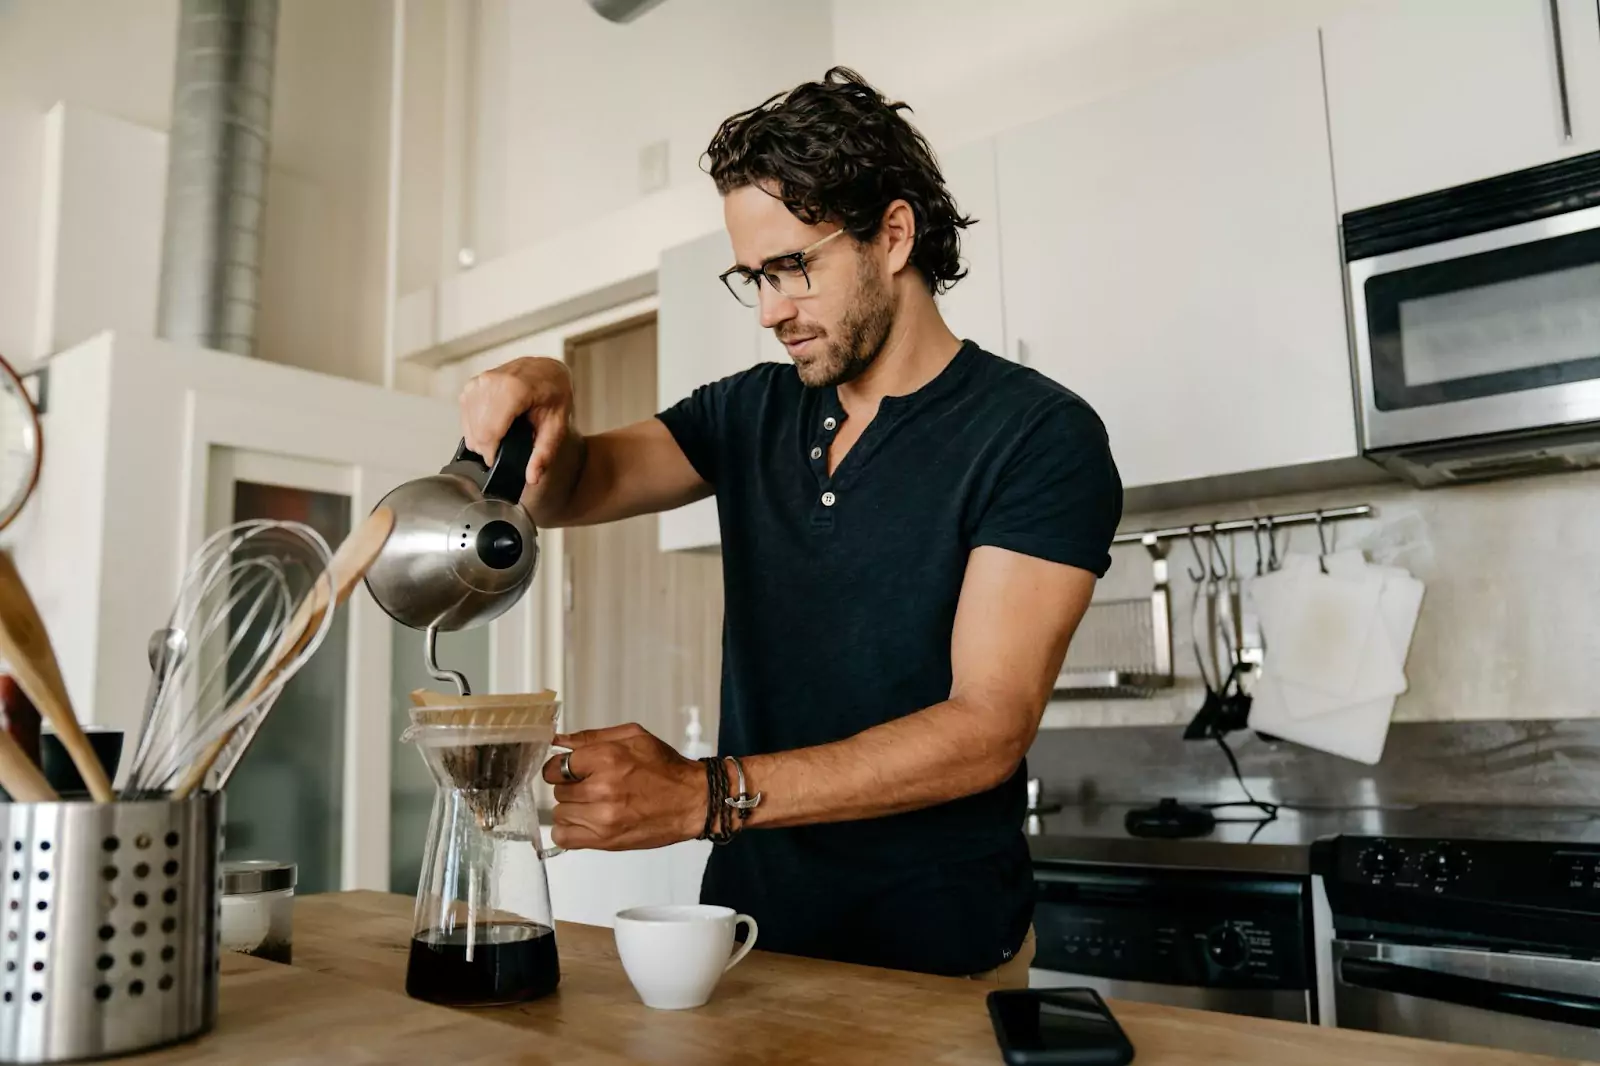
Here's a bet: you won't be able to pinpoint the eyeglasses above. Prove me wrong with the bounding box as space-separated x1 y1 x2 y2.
718 229 845 308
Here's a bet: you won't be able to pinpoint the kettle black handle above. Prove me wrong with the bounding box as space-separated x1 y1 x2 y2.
451 417 536 502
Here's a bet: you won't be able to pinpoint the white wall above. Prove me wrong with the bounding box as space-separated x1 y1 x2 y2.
478 0 833 260
0 103 45 363
390 0 834 362
260 0 395 384
0 0 178 130
0 0 175 363
0 0 395 383
32 105 168 358
830 0 1383 151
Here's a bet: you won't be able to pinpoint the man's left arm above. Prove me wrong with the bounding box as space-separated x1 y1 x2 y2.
545 550 1091 848
736 547 1093 827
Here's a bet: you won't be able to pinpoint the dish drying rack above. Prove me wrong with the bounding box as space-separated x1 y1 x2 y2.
1054 535 1173 698
1052 506 1374 699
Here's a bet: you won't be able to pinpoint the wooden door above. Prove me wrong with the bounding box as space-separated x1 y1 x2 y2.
566 317 723 748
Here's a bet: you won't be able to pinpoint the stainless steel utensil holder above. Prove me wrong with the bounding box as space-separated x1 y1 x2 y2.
0 793 223 1064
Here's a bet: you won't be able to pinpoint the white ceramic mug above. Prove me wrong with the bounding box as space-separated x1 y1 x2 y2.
613 904 759 1010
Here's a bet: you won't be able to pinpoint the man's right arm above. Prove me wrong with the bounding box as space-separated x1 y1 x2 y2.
459 356 710 529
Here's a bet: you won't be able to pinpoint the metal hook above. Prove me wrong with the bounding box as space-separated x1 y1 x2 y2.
1314 510 1330 574
1206 524 1229 582
1251 518 1265 578
1185 525 1206 583
1265 516 1280 572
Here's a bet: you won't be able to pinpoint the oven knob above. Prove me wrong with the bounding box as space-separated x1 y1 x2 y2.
1420 846 1464 886
1357 843 1399 884
1206 925 1248 971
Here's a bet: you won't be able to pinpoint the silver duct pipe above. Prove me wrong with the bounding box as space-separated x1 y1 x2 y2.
157 0 279 357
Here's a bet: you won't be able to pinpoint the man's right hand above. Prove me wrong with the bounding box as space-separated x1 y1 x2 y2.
459 356 575 493
457 355 711 529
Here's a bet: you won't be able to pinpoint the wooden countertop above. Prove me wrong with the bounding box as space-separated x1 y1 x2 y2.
127 890 1588 1066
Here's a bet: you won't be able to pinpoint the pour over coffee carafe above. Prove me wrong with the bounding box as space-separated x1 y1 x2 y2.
401 695 564 1006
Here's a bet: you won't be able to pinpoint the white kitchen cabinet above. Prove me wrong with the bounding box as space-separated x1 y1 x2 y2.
995 30 1357 490
1323 0 1600 212
935 137 1007 357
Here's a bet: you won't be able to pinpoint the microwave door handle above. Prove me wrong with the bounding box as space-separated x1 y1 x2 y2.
1549 0 1574 143
1340 956 1600 1029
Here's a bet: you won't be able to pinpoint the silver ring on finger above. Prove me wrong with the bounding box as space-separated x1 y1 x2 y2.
559 750 580 783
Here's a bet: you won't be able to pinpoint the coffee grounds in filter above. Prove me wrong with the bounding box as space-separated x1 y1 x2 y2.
441 739 542 830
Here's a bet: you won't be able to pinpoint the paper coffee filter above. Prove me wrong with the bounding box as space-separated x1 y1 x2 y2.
406 689 560 734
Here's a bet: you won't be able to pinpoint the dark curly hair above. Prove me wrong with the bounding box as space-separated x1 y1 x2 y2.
703 66 973 295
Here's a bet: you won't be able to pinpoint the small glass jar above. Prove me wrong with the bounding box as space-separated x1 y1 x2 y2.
220 859 297 964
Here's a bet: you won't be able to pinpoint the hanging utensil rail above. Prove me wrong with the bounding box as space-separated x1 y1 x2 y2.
1111 504 1373 545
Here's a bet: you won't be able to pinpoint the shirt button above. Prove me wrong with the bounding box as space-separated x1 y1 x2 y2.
823 417 838 431
810 446 823 460
821 491 837 507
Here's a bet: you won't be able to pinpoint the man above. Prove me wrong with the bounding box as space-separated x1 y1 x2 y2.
459 67 1122 979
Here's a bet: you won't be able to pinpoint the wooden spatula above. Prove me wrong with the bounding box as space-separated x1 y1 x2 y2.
172 506 396 799
0 551 114 802
0 726 56 802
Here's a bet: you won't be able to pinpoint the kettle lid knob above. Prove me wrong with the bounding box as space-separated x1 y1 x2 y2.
475 520 524 570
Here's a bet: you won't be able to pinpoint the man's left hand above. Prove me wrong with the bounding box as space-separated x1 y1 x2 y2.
540 723 707 850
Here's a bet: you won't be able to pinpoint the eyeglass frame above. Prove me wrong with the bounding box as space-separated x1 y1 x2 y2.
718 228 846 307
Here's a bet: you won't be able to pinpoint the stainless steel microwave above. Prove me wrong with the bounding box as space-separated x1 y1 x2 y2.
1346 151 1600 486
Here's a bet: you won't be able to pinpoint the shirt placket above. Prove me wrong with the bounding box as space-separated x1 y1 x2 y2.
808 397 846 532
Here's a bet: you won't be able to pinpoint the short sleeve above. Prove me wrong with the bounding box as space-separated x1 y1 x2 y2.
655 364 775 488
971 399 1123 577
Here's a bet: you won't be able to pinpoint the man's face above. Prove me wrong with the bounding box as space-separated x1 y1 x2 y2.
723 185 896 389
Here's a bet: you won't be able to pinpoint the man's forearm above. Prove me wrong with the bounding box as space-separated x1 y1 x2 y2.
737 696 1037 829
522 429 588 527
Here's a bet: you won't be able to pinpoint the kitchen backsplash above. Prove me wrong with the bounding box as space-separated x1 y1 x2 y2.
1043 466 1600 729
1028 719 1600 809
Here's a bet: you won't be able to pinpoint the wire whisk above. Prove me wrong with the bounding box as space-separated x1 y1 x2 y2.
123 520 334 797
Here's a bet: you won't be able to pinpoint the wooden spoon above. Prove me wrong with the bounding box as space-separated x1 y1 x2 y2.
0 551 114 802
0 726 56 802
172 506 396 799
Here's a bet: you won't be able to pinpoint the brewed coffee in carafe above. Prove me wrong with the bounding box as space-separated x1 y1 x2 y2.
401 692 563 1006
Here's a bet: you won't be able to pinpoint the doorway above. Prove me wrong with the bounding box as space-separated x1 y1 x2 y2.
204 449 352 895
564 316 723 750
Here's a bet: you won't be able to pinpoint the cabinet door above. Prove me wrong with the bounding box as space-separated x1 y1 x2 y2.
656 229 757 552
1324 0 1600 212
935 137 1008 357
996 31 1356 490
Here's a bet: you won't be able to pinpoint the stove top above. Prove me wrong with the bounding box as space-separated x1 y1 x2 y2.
1026 803 1600 877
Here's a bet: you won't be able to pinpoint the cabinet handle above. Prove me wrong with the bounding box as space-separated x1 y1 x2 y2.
1550 0 1575 143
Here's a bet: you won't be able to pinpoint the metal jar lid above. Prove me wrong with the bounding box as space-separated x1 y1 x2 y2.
221 859 297 895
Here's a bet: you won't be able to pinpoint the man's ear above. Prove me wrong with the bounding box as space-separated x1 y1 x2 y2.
879 199 916 276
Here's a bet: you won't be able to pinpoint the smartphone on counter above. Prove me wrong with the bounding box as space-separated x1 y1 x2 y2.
986 987 1135 1066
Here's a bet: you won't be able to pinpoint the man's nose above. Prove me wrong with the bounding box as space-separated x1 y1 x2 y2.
758 284 797 330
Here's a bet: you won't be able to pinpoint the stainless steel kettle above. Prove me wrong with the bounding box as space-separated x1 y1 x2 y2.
365 420 538 693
